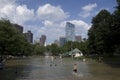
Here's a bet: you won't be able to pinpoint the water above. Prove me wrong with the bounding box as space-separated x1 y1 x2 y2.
16 56 120 80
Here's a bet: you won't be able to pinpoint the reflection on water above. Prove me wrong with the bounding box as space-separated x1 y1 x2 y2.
16 56 120 80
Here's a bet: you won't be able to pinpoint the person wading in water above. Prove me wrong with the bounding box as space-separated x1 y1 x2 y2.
73 63 77 73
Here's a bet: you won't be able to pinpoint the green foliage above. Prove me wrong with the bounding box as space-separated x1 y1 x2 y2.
0 19 32 56
111 0 120 55
79 40 89 55
88 10 113 55
88 0 120 56
61 41 89 56
63 41 73 51
33 43 46 55
50 44 60 56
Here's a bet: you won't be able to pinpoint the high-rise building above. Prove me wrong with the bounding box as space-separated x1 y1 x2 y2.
24 30 33 44
75 36 82 42
59 37 66 46
13 24 23 33
66 22 75 41
54 40 60 46
40 35 46 46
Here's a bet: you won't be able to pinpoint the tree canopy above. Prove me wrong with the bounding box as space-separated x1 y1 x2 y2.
0 19 32 56
88 0 120 56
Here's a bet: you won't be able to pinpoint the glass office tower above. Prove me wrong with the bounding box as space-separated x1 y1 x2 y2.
66 22 75 41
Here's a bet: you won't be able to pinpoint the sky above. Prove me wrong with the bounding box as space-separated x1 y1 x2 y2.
0 0 117 44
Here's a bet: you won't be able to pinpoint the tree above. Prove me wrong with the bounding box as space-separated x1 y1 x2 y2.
111 0 120 54
50 44 59 56
63 41 73 51
79 40 89 55
88 9 112 55
0 19 32 56
33 43 46 55
22 42 34 56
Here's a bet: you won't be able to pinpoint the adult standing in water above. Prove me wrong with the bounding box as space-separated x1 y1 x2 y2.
50 56 54 66
59 54 62 63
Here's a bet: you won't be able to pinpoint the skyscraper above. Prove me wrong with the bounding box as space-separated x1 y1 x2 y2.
54 40 60 46
40 35 46 46
24 30 33 44
75 35 82 42
59 37 66 46
66 22 75 41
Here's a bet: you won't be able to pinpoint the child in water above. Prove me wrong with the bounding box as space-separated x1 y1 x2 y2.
73 63 84 77
73 64 77 73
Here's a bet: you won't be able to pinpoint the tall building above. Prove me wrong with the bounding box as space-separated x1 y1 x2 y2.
59 37 66 46
40 35 46 46
24 30 33 44
54 40 60 46
13 24 23 33
75 36 82 42
66 22 75 41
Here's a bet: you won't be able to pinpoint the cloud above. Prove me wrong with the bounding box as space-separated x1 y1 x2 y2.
0 0 34 25
15 5 34 24
35 4 91 44
42 20 54 27
95 8 110 15
79 12 91 18
0 0 90 44
0 0 16 8
37 4 69 22
37 21 66 44
82 3 97 12
69 20 90 37
79 3 97 18
69 20 90 30
34 20 90 44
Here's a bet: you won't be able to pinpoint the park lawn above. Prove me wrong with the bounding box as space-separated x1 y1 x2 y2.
0 57 31 80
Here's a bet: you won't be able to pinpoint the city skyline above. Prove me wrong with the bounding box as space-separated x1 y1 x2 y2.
0 0 117 44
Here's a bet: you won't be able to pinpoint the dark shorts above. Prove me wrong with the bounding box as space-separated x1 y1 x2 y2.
73 69 77 73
